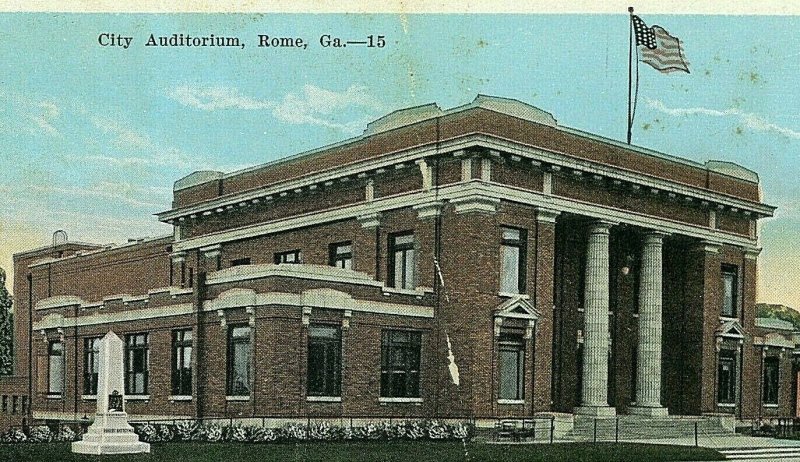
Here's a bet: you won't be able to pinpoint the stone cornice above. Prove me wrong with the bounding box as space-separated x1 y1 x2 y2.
205 287 433 319
158 133 774 224
171 181 760 254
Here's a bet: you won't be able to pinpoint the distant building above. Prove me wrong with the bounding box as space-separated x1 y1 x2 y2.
1 95 791 428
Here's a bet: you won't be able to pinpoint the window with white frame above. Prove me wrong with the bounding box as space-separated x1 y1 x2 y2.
307 325 342 397
125 333 149 395
763 356 779 405
329 242 353 270
48 341 64 396
388 232 415 289
227 325 251 396
380 330 421 398
717 349 737 404
498 333 525 400
274 250 301 264
83 337 101 395
500 227 527 294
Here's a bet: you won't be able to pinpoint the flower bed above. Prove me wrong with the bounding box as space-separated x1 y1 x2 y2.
132 420 473 444
0 425 81 444
0 419 473 445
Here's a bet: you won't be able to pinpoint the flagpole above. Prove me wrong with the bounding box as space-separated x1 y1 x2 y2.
627 6 634 145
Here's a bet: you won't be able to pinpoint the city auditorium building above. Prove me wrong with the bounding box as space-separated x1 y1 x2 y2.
3 95 794 429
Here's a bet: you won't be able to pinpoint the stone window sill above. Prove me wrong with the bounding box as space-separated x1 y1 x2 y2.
497 399 525 405
169 395 193 402
382 287 430 298
379 397 422 405
307 396 342 402
81 395 97 401
226 395 250 402
46 394 63 400
498 293 530 299
717 402 736 408
126 395 151 401
763 403 779 408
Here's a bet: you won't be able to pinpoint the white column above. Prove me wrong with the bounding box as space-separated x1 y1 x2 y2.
630 232 669 416
576 221 616 417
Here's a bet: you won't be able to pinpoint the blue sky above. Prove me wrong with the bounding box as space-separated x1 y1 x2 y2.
0 13 798 308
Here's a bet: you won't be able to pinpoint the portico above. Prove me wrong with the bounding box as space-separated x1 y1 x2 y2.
570 220 670 417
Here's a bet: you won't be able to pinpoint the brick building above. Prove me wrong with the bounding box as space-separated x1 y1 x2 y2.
3 95 792 428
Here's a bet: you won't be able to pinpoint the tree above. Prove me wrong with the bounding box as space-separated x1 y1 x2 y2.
756 303 800 330
0 267 12 375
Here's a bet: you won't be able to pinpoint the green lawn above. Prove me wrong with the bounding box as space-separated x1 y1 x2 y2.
0 441 725 462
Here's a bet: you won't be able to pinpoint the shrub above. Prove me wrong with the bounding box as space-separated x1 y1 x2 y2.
406 421 426 440
158 424 175 442
27 426 53 443
54 426 78 442
281 423 307 441
204 424 223 442
309 422 339 441
226 426 248 442
427 420 450 440
175 420 199 441
137 423 160 443
0 429 27 443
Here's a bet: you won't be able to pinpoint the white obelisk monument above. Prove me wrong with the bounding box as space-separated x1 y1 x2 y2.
72 331 150 454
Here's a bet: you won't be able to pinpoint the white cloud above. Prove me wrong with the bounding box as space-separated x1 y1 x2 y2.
168 83 384 133
168 85 274 111
645 98 800 140
0 92 62 137
27 181 171 210
89 115 196 169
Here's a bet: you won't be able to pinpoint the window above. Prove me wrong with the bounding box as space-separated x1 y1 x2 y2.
83 337 101 395
763 356 779 405
21 396 27 415
721 265 738 317
231 257 251 267
227 326 251 396
48 341 64 395
274 250 301 264
172 329 193 396
500 227 527 294
499 334 525 400
717 349 737 404
329 242 353 270
380 330 421 398
2 395 7 413
11 396 17 415
307 325 342 397
388 232 415 289
125 333 149 395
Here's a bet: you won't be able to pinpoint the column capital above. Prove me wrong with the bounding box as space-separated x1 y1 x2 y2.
535 208 561 224
588 220 617 234
699 240 722 254
744 248 762 260
641 231 669 245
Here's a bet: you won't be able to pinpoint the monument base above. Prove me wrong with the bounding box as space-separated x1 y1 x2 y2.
575 405 617 417
71 412 150 455
628 405 669 417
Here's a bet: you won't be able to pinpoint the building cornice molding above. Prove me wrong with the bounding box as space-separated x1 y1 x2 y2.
206 263 383 289
33 303 194 330
205 287 433 319
171 181 759 254
158 133 773 224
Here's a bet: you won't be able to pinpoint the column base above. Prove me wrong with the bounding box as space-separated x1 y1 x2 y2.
628 405 669 417
575 405 617 417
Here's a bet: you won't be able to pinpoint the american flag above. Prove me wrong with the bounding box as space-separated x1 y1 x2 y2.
632 15 689 74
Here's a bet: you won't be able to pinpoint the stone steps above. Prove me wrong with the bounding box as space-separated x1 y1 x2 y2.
720 447 800 460
567 416 735 442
